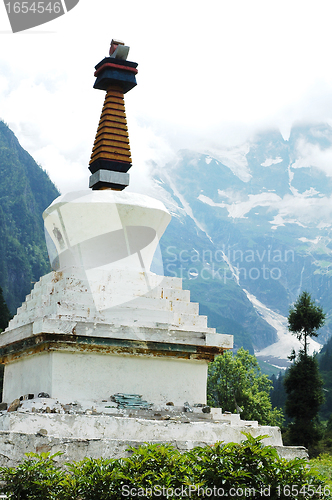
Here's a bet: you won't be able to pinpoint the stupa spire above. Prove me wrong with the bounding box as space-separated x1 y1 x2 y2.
89 39 138 190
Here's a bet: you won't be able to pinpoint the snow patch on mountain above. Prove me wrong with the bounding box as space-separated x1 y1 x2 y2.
269 213 307 230
302 187 320 197
261 157 283 167
246 290 323 360
270 214 286 230
206 143 252 182
199 192 282 219
298 236 320 244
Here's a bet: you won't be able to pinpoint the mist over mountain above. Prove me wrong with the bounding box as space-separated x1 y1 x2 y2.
0 120 59 314
150 123 332 364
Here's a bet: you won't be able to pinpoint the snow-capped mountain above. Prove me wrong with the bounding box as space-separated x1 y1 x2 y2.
148 123 332 365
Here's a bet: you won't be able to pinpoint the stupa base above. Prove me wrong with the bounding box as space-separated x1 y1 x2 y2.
0 268 232 406
0 399 308 466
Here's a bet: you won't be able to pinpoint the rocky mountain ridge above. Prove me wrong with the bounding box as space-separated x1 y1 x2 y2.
149 123 332 365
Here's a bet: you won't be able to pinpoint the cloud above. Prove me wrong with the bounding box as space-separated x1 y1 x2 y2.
1 0 332 194
293 138 332 178
270 194 332 227
32 144 88 193
126 118 176 195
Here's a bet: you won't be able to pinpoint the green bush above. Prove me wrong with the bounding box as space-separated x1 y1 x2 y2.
0 452 66 499
310 453 332 490
207 349 284 426
188 434 331 500
64 456 122 500
0 436 331 499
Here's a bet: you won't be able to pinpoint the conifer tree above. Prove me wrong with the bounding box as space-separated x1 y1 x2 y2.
284 351 324 448
288 291 325 357
284 291 325 448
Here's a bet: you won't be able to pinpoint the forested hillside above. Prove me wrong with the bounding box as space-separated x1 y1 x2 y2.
0 120 59 314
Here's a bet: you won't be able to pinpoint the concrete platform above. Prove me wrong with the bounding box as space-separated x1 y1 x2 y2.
0 399 308 466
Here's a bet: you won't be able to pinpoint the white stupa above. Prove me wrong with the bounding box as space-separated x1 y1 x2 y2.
0 41 306 465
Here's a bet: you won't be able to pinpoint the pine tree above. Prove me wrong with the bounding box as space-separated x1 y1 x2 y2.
284 351 324 447
284 292 325 448
288 291 325 357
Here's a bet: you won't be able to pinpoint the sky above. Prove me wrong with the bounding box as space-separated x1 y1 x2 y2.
1 0 332 194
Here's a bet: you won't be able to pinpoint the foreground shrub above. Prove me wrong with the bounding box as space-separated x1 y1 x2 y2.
188 434 331 500
310 453 332 490
0 451 66 500
0 435 331 499
64 456 122 500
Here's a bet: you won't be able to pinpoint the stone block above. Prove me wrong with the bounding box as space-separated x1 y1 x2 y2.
205 333 234 349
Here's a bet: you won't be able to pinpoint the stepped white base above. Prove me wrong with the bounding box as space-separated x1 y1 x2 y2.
0 269 232 405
